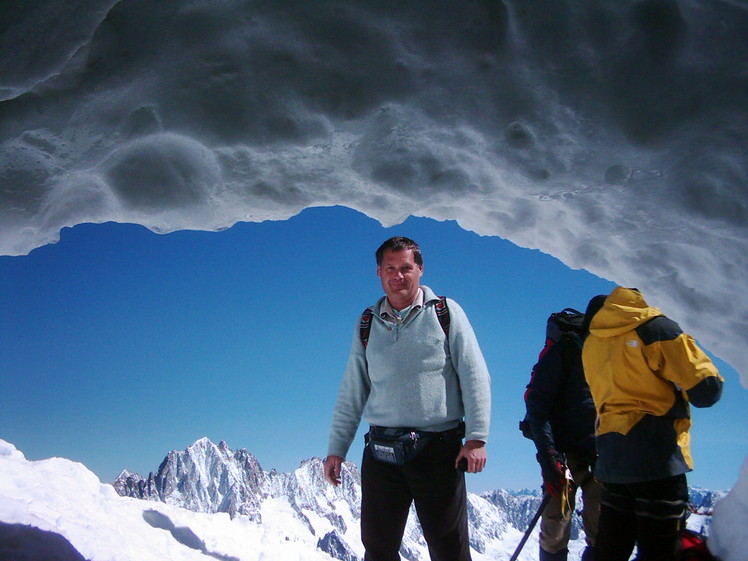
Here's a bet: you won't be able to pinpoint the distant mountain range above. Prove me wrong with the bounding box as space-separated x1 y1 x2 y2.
113 437 726 561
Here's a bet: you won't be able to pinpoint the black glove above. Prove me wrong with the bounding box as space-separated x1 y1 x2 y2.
537 449 569 497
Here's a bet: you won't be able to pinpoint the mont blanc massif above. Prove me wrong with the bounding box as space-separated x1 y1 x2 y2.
0 437 720 561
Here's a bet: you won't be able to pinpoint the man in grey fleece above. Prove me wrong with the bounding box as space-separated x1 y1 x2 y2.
324 236 492 561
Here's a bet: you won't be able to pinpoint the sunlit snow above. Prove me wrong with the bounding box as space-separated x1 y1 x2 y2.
0 438 742 560
0 439 542 561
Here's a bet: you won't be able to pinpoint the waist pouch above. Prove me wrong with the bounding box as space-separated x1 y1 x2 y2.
366 423 464 466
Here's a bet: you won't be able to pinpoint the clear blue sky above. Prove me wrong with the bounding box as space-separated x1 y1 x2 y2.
1 205 745 493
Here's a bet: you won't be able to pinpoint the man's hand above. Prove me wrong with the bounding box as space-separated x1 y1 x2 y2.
455 440 487 473
324 455 344 486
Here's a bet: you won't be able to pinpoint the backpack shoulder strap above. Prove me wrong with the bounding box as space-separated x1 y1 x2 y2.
435 296 450 337
359 307 374 349
360 296 451 348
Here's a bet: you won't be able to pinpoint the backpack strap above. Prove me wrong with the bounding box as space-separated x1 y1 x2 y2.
435 296 450 337
359 296 450 348
360 307 374 349
558 331 583 381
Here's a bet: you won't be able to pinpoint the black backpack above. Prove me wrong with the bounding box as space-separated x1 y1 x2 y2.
539 308 585 357
519 308 586 440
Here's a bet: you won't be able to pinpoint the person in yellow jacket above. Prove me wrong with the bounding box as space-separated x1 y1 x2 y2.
581 287 723 561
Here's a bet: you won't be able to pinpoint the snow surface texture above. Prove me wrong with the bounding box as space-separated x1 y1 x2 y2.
0 439 564 561
0 439 338 561
1 1 747 387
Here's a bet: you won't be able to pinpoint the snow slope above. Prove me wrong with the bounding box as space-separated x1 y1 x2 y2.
1 439 743 561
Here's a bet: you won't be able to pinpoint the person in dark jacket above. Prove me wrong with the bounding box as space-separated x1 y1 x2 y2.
582 287 724 561
525 302 606 561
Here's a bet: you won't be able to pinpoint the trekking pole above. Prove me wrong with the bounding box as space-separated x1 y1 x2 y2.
509 492 552 561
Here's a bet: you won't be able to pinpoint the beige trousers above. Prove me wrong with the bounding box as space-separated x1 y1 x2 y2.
540 451 601 554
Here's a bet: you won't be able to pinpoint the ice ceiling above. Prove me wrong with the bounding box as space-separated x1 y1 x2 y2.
1 0 747 382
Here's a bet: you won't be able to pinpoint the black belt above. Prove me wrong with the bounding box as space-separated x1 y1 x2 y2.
367 421 465 442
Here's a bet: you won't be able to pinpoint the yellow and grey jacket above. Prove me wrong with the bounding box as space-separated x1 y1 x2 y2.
582 287 723 483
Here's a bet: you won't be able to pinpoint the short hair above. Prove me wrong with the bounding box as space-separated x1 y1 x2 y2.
375 236 423 266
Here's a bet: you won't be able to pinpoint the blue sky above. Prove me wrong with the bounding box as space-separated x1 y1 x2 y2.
1 205 745 493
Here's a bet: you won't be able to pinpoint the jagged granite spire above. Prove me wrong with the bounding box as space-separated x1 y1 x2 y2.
115 437 267 520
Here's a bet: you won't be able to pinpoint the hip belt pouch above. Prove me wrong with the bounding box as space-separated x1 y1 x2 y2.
367 426 433 466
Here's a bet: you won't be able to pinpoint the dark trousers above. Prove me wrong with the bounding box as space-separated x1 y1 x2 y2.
596 474 688 561
360 430 471 561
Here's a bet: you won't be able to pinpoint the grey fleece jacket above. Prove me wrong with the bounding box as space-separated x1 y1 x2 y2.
327 285 492 459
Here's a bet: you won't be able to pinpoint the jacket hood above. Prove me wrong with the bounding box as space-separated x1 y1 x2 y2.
589 287 662 338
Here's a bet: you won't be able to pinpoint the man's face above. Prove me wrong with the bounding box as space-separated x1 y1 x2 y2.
377 248 423 308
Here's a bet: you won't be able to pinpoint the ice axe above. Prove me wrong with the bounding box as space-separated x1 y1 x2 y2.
508 492 552 561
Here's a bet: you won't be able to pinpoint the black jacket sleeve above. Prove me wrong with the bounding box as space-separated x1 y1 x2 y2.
686 376 723 408
525 343 565 460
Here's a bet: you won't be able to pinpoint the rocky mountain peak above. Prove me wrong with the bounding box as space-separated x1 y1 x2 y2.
114 438 723 561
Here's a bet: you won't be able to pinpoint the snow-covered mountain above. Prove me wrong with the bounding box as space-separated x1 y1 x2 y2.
114 438 269 520
113 437 558 560
689 487 729 514
0 437 730 561
0 438 349 561
112 437 726 560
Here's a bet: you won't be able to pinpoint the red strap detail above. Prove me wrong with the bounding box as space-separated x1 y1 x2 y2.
359 308 373 348
435 296 450 337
